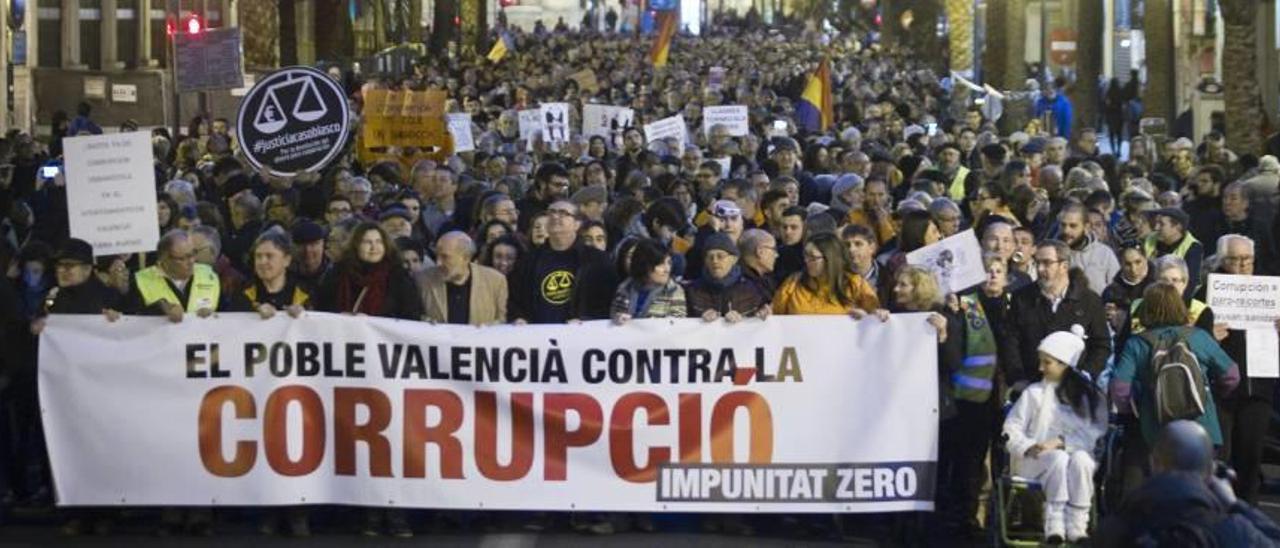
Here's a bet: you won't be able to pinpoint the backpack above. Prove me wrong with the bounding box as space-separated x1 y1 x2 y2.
1139 327 1209 424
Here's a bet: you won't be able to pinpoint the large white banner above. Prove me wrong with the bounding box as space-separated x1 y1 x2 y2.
41 314 939 513
63 132 159 256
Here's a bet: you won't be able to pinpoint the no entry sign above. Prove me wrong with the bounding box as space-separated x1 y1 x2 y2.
236 66 350 177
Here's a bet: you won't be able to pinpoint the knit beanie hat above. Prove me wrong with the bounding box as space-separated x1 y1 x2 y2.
1037 325 1087 368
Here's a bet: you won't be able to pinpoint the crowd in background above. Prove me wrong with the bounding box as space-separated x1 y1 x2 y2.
3 12 1280 544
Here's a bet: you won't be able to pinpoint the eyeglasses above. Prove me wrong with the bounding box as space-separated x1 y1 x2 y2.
1223 256 1255 266
803 254 825 263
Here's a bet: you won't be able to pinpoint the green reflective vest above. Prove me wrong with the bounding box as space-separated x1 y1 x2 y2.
135 264 220 312
954 294 998 403
948 165 970 202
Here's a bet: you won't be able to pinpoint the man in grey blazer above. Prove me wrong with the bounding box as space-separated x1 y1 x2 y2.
417 232 508 325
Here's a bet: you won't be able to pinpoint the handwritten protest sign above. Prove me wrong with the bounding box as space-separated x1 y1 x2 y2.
644 114 687 154
64 132 159 256
703 105 750 137
446 113 475 153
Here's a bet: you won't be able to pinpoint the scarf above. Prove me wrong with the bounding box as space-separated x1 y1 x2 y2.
336 262 391 315
704 264 743 290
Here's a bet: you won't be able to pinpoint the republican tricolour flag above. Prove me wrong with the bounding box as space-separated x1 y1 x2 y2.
795 58 834 132
649 12 677 67
487 31 515 63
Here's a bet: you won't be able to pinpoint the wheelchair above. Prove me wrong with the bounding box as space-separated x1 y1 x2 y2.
990 403 1125 546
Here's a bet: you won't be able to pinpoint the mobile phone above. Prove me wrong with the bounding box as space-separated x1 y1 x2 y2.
927 123 938 137
40 165 60 179
772 120 787 131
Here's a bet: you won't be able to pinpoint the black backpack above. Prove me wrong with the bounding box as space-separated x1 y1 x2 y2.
1139 327 1209 425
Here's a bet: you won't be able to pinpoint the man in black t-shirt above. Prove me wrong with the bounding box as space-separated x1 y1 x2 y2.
508 200 612 324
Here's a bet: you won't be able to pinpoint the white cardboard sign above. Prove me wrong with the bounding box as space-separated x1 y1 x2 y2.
644 114 688 154
63 132 160 256
702 105 750 137
1207 274 1280 378
582 104 635 146
905 229 986 295
446 113 475 153
540 102 571 145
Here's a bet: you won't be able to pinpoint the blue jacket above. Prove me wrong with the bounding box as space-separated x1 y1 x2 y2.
1034 94 1073 138
1110 326 1240 445
67 115 102 136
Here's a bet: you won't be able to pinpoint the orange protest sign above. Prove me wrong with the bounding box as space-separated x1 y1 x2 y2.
361 89 452 153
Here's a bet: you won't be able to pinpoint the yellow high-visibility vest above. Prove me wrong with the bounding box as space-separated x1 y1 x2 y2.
135 264 221 312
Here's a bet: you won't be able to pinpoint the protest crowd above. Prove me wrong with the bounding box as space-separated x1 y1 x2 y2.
5 9 1280 546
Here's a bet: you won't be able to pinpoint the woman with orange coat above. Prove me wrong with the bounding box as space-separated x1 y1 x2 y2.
772 232 880 316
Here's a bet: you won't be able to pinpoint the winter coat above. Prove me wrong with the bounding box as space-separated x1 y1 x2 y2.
1000 276 1112 383
1110 326 1240 445
772 272 880 315
1003 380 1107 476
610 278 687 319
685 274 770 317
1097 471 1280 547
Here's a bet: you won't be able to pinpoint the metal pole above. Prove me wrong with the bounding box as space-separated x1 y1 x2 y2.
171 0 182 142
1040 0 1047 81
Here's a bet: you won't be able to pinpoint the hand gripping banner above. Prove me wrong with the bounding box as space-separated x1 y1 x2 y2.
40 314 939 513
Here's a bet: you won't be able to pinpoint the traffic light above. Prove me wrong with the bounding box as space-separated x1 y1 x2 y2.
167 13 204 36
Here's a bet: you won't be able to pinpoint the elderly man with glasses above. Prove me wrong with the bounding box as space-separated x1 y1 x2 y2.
1199 235 1280 503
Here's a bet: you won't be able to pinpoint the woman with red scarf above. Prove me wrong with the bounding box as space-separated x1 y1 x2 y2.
315 222 423 536
316 221 423 320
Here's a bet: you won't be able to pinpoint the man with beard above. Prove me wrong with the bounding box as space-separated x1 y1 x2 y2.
1057 203 1119 295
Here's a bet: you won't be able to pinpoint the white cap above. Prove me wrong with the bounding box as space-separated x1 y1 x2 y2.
1259 155 1280 173
1037 325 1087 368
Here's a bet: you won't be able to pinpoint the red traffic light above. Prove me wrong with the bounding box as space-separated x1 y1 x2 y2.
168 14 203 36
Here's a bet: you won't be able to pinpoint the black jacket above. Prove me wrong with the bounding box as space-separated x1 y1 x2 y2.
44 276 121 315
1097 471 1280 547
1000 273 1111 383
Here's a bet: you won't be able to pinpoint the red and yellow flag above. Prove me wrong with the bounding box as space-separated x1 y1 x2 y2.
649 12 677 67
795 58 834 132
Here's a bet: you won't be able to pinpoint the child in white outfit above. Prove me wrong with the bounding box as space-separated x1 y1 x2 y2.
1003 327 1108 544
